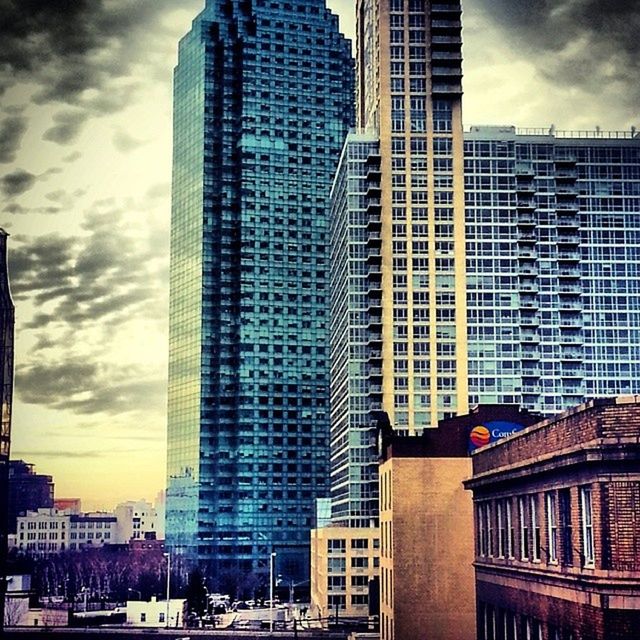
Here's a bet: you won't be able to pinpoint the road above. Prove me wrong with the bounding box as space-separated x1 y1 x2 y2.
4 628 351 640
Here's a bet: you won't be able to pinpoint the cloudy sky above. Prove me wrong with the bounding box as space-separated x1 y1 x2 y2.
2 0 638 510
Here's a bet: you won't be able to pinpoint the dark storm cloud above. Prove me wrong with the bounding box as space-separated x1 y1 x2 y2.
16 359 165 416
1 168 36 196
0 114 28 163
0 0 201 111
476 0 640 108
42 110 90 145
9 217 160 328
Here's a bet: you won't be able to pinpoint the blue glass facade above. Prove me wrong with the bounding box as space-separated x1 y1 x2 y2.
167 0 353 584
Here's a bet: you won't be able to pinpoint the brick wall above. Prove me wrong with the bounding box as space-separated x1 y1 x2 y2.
472 399 640 475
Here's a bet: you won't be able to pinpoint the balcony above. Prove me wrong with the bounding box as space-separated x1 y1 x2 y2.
556 202 579 212
516 199 536 210
518 232 536 243
558 251 580 262
520 316 540 327
431 52 463 65
558 317 582 328
555 169 578 179
432 3 463 14
366 183 381 198
432 83 463 95
558 284 581 295
556 186 578 196
518 214 536 226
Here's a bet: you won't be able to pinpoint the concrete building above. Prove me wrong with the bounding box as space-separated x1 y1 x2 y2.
68 513 117 550
125 597 184 628
310 525 379 621
464 397 640 640
8 460 53 534
378 406 537 640
14 509 68 555
0 229 15 630
114 500 158 543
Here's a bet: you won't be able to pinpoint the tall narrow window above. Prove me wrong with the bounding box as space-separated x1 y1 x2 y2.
530 495 541 562
497 500 506 558
580 486 595 566
546 492 558 564
506 498 515 559
518 496 529 561
559 488 573 566
478 503 488 557
487 502 494 557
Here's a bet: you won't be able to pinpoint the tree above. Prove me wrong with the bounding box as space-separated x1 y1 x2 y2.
184 569 208 625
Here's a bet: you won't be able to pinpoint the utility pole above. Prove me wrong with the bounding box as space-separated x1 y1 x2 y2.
269 551 276 633
164 552 171 629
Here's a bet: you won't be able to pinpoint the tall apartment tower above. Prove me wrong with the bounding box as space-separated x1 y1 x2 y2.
166 0 353 585
330 0 466 527
465 126 640 415
0 229 15 631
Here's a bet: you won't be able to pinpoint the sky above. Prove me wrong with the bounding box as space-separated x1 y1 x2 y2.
1 0 638 511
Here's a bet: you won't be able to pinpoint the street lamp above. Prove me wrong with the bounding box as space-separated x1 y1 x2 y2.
269 551 276 633
163 552 171 629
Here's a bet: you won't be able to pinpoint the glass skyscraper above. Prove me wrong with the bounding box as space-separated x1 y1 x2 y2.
166 0 353 585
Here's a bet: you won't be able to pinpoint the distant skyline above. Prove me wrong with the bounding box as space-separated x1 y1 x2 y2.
1 0 637 510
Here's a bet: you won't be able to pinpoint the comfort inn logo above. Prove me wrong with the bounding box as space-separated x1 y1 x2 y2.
469 421 526 452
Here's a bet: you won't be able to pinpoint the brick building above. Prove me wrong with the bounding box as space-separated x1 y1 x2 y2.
464 397 640 640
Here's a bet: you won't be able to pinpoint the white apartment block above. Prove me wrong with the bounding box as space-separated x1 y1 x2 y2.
14 509 68 554
114 500 159 542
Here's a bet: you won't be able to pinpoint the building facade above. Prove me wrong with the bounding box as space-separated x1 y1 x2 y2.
378 406 537 640
8 460 54 534
464 397 640 640
14 509 69 555
166 0 354 583
114 500 159 543
466 126 640 416
310 525 379 621
0 229 14 630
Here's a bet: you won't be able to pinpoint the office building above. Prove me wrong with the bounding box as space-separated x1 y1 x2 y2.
464 396 640 640
166 0 354 583
0 229 14 631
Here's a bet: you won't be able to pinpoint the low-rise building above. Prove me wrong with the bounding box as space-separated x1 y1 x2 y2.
14 508 68 554
464 397 640 640
115 500 158 543
125 597 184 628
69 513 117 550
378 405 538 640
310 526 380 622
